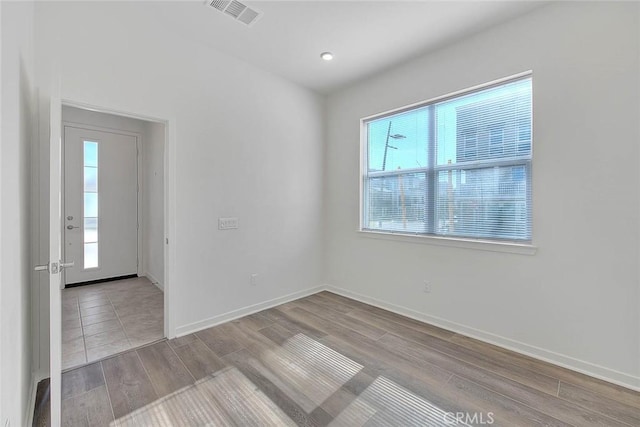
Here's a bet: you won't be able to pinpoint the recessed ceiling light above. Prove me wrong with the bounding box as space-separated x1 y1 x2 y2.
320 52 334 61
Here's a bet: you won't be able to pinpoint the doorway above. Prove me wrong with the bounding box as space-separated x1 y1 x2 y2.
60 105 167 370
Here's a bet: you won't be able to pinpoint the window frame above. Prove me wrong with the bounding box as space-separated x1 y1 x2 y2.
359 71 536 254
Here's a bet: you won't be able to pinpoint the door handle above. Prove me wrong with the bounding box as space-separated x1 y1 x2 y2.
66 225 79 230
35 262 59 273
60 261 75 270
33 261 73 274
34 263 49 272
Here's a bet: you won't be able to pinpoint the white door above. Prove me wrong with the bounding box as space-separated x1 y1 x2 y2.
63 126 138 285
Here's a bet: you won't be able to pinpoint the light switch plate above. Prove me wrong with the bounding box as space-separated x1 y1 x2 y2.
218 217 239 230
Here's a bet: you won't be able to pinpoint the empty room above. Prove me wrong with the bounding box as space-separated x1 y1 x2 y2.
1 1 639 426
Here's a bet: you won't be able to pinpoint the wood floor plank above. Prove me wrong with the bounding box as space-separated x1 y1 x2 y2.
136 341 194 396
230 319 366 416
112 382 231 426
315 369 377 419
313 291 373 312
558 381 640 426
377 333 629 427
61 385 114 427
332 373 503 427
293 299 387 340
380 332 559 395
226 319 286 356
61 362 105 401
447 375 570 427
233 311 274 331
451 333 640 410
283 307 452 389
195 365 297 426
258 322 299 345
228 347 320 415
274 300 306 312
346 305 456 342
195 322 245 357
102 351 158 419
172 336 227 380
261 307 328 340
350 308 560 395
284 305 600 427
317 330 506 427
302 293 354 314
280 306 483 417
167 333 198 349
223 348 331 426
319 291 455 340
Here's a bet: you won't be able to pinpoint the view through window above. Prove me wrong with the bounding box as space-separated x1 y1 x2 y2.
84 141 99 268
362 75 532 242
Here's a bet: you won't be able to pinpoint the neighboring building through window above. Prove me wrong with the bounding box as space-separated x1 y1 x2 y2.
361 75 532 242
84 141 99 268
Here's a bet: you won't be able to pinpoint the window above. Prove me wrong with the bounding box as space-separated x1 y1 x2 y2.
84 141 99 268
362 75 532 242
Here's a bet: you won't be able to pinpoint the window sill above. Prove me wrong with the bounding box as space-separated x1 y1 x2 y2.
357 230 537 255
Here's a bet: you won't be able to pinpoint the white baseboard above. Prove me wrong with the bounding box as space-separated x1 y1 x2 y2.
143 271 163 291
174 285 325 337
325 284 640 392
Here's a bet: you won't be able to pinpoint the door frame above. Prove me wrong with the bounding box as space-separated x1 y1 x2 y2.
49 83 63 427
61 122 143 285
60 99 176 341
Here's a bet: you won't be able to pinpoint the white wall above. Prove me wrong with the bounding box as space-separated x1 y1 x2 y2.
143 121 165 288
35 1 324 341
0 1 36 425
325 1 640 388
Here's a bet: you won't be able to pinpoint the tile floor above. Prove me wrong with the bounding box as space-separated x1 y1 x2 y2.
61 276 164 370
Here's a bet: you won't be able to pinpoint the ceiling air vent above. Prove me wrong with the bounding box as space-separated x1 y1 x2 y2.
207 0 262 27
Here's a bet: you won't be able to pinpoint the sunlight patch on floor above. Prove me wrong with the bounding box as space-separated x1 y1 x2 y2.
110 332 457 426
111 367 295 426
258 333 364 412
330 375 468 426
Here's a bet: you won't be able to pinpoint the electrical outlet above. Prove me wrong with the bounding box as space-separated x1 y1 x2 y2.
250 273 258 286
423 281 431 293
218 217 238 230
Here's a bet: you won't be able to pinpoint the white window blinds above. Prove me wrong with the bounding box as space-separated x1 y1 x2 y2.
362 75 532 242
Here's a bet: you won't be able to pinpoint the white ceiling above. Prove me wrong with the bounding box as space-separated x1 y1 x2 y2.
150 1 546 94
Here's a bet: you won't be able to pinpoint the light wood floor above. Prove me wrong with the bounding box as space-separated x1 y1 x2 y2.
34 291 640 426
